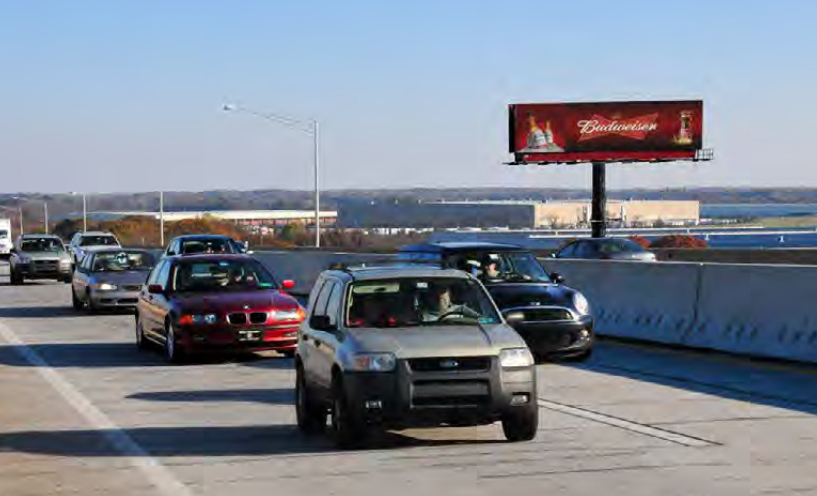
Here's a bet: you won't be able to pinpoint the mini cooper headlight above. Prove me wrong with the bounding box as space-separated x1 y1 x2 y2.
573 292 590 315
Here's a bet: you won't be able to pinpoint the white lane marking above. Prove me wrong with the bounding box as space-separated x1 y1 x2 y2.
0 320 194 496
537 398 717 447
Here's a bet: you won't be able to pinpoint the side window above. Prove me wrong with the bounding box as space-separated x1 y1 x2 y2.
324 283 344 327
81 254 93 272
146 261 165 286
311 280 335 318
158 262 173 289
575 241 596 258
558 242 576 258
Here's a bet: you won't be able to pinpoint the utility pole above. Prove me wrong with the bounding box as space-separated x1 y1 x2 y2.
159 191 164 247
313 120 321 248
591 161 607 238
43 203 48 233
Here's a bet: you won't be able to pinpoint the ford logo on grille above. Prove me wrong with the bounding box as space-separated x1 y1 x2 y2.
440 359 459 369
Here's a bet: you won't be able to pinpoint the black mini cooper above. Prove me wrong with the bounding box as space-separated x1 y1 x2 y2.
398 242 594 361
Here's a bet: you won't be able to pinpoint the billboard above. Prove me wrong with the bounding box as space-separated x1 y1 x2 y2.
509 100 704 163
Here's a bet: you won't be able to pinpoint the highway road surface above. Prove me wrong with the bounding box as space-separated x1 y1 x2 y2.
2 266 817 495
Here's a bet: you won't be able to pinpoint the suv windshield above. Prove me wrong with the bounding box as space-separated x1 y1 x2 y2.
92 251 156 272
172 259 277 293
448 251 551 283
80 236 118 246
346 277 500 328
21 238 64 253
180 238 235 255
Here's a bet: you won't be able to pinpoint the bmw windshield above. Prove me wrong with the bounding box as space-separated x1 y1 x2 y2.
171 259 278 293
346 277 500 328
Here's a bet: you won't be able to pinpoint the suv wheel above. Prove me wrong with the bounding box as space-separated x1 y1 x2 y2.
295 365 325 435
71 287 83 310
135 315 149 351
10 270 23 285
164 322 185 364
501 403 539 442
330 377 365 449
565 348 593 362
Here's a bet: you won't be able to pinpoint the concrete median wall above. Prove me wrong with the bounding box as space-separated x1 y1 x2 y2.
545 259 817 364
251 250 817 364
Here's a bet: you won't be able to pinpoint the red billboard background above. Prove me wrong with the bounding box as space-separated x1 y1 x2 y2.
509 100 703 163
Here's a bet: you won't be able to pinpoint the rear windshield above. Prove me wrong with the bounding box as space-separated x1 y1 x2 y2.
180 238 236 255
80 235 118 246
172 259 277 293
21 238 64 253
92 251 156 272
598 239 646 254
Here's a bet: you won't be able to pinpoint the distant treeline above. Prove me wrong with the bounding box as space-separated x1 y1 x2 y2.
5 187 817 226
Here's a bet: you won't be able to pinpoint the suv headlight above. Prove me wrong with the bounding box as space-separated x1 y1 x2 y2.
352 353 396 372
499 348 534 368
573 293 590 315
17 255 30 263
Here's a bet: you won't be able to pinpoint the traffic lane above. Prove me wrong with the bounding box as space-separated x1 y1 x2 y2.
0 283 780 495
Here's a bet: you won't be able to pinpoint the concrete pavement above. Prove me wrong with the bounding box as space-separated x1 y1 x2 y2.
2 274 817 495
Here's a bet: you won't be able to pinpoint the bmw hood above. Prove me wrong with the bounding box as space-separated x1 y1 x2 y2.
346 324 525 359
174 290 300 314
486 283 575 311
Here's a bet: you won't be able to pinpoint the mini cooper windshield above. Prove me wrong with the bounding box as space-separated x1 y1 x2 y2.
172 259 277 293
346 277 500 328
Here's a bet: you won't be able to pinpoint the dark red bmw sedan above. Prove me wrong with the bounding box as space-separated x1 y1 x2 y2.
135 254 304 363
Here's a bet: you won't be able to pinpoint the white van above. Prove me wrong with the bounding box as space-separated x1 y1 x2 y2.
0 218 12 259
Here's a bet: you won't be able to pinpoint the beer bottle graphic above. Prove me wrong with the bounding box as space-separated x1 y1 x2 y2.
526 113 548 149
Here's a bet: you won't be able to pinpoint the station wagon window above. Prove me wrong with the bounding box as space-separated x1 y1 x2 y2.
324 283 344 327
156 261 172 289
147 261 166 287
311 280 336 319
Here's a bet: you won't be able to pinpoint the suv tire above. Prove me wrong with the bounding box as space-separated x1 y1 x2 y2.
71 287 83 310
330 377 365 449
295 365 325 435
501 403 539 442
10 270 23 285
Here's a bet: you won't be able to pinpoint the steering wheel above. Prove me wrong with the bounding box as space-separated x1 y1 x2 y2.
437 306 481 321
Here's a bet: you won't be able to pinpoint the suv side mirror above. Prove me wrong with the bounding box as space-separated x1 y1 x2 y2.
309 315 335 331
147 284 164 295
281 279 295 290
504 311 525 325
550 272 565 284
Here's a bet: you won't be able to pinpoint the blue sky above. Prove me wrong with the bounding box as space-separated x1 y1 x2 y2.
1 0 815 194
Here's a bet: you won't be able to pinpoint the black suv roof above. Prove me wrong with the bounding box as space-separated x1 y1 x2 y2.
399 241 527 253
172 234 235 240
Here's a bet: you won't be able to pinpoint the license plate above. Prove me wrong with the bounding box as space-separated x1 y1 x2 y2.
237 330 262 342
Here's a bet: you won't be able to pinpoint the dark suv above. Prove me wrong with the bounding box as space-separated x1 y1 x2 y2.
398 242 594 361
296 265 539 448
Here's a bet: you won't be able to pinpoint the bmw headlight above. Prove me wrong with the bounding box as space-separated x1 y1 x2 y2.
95 283 118 291
352 353 396 372
499 348 534 368
572 292 590 315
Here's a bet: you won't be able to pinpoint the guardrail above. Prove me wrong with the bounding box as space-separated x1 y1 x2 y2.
253 250 817 364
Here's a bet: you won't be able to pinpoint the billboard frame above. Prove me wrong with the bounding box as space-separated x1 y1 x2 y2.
506 100 713 237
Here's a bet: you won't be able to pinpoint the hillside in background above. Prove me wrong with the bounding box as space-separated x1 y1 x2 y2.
5 187 817 225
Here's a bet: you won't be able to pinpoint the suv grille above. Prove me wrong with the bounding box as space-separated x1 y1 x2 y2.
408 357 491 373
227 313 248 325
412 380 490 408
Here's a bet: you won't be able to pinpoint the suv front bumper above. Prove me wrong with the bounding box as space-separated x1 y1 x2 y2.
341 357 536 429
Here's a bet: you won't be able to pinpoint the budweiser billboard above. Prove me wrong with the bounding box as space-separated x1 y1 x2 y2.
509 100 704 163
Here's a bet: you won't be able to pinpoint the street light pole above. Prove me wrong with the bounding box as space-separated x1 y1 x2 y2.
159 191 164 247
223 103 322 248
313 120 320 248
82 193 87 232
43 203 48 233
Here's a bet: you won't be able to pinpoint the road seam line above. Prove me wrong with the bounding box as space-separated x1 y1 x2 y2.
537 398 718 447
0 319 194 496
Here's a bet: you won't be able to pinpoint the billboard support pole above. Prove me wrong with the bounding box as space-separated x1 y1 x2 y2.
591 161 607 238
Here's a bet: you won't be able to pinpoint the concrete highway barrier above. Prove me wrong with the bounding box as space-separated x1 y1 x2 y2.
254 250 817 364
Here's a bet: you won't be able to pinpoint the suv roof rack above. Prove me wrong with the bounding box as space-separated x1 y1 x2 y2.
326 258 438 272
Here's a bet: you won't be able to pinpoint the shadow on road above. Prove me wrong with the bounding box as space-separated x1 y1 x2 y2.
128 388 294 405
0 425 504 457
0 341 296 369
566 340 817 416
0 306 85 319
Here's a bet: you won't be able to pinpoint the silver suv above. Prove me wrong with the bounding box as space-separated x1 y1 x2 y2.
9 234 73 284
68 231 121 265
295 265 539 448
